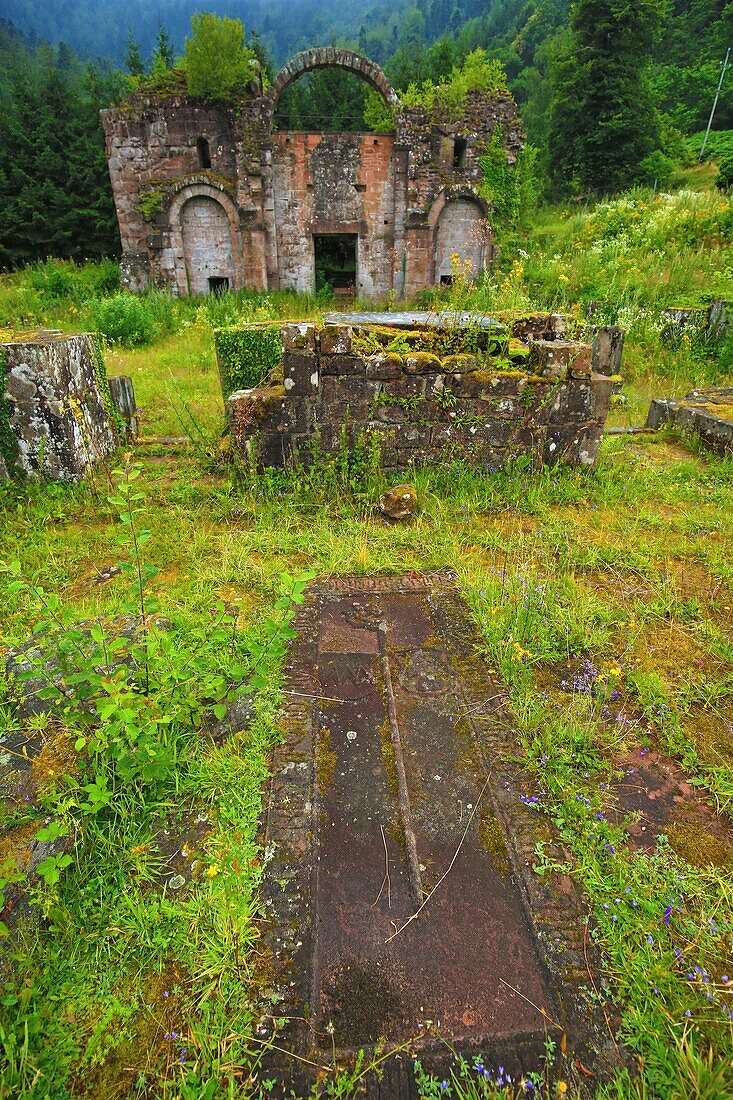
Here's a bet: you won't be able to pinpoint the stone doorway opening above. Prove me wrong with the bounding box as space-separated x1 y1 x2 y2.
208 276 229 295
314 234 357 295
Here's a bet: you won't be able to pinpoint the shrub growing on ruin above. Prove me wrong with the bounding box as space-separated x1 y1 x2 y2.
92 292 179 347
401 49 509 122
185 13 257 99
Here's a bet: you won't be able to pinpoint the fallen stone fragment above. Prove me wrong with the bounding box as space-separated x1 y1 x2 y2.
379 484 417 520
646 387 733 455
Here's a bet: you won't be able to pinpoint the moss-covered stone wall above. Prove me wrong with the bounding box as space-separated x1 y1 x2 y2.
227 318 621 470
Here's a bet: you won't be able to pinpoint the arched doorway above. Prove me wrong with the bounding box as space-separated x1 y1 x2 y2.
166 182 245 297
180 195 235 296
434 198 489 284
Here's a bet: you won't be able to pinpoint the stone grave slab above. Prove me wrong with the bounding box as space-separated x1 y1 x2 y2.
261 575 618 1095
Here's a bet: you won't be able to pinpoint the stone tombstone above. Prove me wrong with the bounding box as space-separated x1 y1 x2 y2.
1 332 117 482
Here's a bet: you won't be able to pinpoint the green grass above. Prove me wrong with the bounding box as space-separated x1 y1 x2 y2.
2 182 733 1097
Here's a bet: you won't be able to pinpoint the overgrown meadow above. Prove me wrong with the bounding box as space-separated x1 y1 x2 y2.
1 180 733 1099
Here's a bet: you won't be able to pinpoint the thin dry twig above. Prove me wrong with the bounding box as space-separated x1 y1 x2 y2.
247 1034 332 1072
385 772 492 944
583 919 620 1055
372 824 392 909
282 689 346 703
497 977 563 1030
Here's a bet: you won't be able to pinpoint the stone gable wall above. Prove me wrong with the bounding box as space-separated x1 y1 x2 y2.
228 321 620 471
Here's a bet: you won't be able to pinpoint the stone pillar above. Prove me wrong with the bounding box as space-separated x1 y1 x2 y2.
108 376 139 439
592 326 625 376
120 252 150 293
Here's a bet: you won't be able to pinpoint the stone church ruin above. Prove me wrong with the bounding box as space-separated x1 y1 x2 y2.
101 48 523 300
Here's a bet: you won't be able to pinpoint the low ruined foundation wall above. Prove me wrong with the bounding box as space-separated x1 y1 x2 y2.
228 320 621 471
0 333 117 482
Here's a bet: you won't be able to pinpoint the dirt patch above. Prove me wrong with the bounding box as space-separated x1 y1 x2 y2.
610 745 733 865
632 621 724 680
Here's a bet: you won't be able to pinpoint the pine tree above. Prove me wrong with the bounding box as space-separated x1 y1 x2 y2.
548 0 666 193
152 24 175 71
125 30 145 78
0 40 119 267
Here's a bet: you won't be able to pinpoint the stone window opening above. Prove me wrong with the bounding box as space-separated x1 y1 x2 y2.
452 137 467 168
197 137 212 169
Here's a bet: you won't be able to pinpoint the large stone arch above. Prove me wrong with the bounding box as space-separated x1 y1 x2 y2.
263 47 399 131
429 189 492 284
167 181 245 297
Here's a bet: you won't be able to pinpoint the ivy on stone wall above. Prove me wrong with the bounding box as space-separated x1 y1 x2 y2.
214 323 283 398
479 129 538 249
0 349 21 478
91 336 125 441
138 188 165 221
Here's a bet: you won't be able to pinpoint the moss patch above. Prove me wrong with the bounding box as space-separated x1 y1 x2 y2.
477 809 511 875
667 821 733 868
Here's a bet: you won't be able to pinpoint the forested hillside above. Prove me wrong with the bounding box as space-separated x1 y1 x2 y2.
3 0 733 140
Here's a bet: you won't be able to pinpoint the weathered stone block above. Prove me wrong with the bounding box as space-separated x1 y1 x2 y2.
592 327 624 377
382 377 424 399
1 333 117 482
645 387 733 455
320 376 379 420
228 386 287 440
319 325 353 355
280 398 314 434
365 352 403 380
392 424 432 449
259 432 293 466
528 340 592 378
283 352 319 397
440 353 480 374
447 371 494 398
320 354 365 377
373 403 407 424
404 352 442 375
119 251 149 293
282 323 317 353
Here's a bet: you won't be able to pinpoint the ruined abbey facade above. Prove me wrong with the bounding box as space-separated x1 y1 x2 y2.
102 48 522 300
